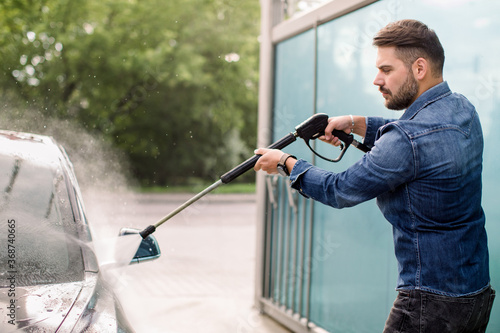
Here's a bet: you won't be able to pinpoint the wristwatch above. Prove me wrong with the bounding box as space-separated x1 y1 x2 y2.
277 153 296 177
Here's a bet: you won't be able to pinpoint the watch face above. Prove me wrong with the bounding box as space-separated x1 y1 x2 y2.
277 164 288 177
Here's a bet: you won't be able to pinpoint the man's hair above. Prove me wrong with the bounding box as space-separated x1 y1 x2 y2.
373 20 445 78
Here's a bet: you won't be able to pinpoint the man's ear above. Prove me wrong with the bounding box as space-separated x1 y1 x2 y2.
412 57 428 80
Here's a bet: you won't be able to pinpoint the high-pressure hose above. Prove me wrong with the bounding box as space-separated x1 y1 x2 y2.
138 113 370 239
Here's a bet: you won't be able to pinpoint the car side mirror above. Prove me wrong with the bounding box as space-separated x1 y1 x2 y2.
118 227 161 264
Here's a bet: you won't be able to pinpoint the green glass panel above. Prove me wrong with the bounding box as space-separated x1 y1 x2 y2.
311 3 396 331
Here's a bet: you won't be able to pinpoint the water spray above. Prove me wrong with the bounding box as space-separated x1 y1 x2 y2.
138 113 370 239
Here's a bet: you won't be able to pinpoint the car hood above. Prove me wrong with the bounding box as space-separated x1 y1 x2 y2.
1 272 135 333
0 281 83 332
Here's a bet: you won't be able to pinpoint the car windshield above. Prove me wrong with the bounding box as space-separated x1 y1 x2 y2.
0 145 85 286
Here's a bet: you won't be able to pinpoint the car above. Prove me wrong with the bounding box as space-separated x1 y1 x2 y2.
0 130 160 332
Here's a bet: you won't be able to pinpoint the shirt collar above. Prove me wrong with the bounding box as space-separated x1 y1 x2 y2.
400 81 452 120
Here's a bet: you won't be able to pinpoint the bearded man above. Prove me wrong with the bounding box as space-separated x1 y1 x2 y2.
254 19 495 332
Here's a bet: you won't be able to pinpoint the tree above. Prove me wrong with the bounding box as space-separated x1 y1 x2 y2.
0 0 260 185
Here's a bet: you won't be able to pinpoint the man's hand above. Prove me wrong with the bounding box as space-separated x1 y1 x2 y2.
253 148 283 174
319 115 367 146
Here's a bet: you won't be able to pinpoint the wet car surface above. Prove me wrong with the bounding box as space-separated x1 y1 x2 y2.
0 131 158 332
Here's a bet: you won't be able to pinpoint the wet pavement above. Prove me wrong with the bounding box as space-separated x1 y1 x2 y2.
83 190 291 333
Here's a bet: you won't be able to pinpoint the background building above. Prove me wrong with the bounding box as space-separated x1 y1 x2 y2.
254 1 500 332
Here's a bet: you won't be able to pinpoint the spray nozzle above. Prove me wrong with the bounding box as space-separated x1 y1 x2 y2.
139 225 156 239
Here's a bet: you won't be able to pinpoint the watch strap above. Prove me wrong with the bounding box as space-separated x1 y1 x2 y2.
277 153 296 176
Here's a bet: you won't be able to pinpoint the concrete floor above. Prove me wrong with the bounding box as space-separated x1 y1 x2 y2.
84 190 291 333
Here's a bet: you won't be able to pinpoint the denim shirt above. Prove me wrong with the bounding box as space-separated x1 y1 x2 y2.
289 81 490 296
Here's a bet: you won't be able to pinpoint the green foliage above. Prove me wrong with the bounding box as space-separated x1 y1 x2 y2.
0 0 260 186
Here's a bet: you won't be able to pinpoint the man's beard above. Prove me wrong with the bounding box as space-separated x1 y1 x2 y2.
381 72 419 110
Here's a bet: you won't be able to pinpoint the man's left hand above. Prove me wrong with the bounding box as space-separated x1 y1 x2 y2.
253 148 284 174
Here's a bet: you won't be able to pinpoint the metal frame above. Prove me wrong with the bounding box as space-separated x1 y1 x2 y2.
260 176 317 333
255 0 379 332
272 0 379 43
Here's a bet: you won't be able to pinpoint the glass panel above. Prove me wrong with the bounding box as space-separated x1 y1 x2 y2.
310 3 397 331
270 28 317 318
273 28 315 158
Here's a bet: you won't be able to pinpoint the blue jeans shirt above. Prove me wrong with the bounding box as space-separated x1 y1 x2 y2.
289 81 490 296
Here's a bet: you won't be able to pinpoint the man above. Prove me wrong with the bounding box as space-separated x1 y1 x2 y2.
254 20 495 332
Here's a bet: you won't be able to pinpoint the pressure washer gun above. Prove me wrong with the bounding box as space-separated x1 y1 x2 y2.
295 113 371 163
139 113 370 239
220 113 371 183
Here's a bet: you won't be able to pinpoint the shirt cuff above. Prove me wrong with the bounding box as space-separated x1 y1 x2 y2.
289 159 314 198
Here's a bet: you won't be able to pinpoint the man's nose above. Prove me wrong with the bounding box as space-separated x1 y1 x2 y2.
373 72 384 86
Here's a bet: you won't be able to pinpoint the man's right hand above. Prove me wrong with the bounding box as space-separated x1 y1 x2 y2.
319 115 366 146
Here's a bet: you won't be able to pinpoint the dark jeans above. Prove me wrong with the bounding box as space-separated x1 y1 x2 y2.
384 286 495 333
